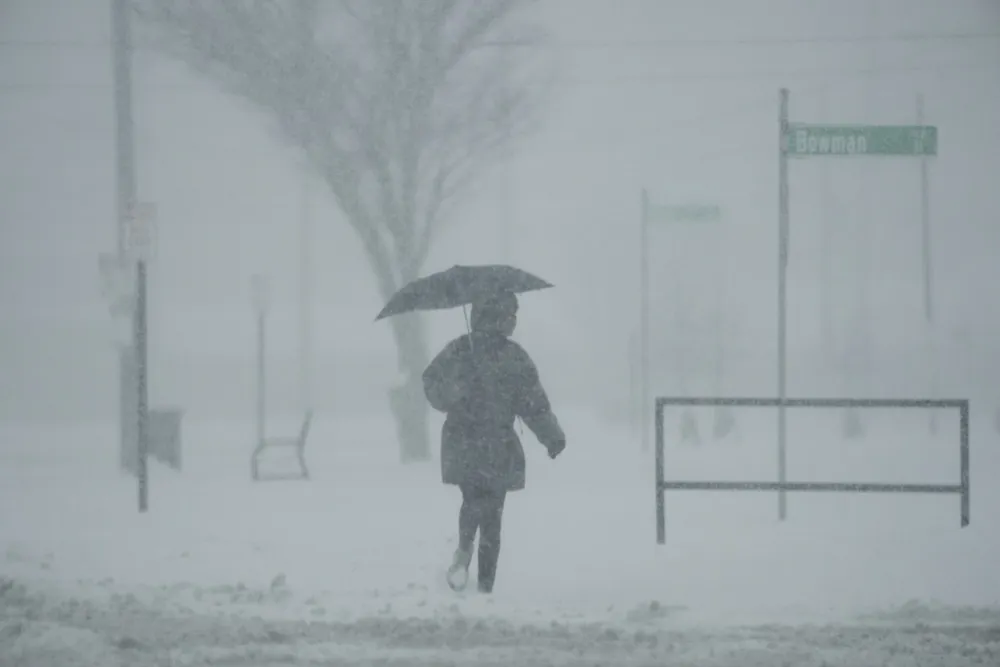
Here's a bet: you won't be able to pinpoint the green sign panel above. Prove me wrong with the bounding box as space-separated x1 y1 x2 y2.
649 203 722 223
785 124 938 157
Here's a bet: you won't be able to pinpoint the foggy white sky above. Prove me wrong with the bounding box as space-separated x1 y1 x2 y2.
1 0 998 418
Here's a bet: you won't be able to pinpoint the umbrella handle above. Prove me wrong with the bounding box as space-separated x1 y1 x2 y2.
463 305 474 352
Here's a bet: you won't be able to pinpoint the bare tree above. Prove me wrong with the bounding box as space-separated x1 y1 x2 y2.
135 0 551 462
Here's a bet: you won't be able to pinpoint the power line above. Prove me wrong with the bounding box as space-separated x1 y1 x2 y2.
549 31 1000 50
1 30 998 50
556 61 994 85
0 60 992 94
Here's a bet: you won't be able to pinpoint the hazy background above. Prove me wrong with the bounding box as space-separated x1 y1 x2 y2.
2 0 998 424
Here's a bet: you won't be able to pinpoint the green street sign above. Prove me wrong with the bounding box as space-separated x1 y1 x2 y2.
785 124 938 157
649 203 723 223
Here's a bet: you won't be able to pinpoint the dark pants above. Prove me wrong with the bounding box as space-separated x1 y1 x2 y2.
458 484 507 593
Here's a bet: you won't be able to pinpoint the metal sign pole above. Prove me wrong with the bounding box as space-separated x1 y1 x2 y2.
917 93 937 434
917 94 934 327
123 200 156 511
135 259 149 512
778 88 790 521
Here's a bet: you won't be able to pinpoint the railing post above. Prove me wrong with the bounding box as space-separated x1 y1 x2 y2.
655 398 666 545
960 400 970 527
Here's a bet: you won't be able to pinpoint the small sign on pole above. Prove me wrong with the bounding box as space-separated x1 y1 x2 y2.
119 344 183 474
125 201 157 262
785 124 938 158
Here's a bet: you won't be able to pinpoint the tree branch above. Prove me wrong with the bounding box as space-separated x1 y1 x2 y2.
138 0 552 291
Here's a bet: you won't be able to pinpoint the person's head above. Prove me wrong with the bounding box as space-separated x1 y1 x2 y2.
470 291 518 337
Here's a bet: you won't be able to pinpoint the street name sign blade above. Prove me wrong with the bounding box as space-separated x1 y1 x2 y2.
786 124 937 157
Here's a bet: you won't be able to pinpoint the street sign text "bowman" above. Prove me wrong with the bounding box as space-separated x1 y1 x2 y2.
786 124 938 157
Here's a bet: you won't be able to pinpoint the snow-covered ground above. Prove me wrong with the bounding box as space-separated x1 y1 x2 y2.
1 407 998 666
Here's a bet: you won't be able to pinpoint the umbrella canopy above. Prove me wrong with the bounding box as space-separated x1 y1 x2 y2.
375 264 553 321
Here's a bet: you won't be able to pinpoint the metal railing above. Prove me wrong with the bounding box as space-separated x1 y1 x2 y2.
654 397 970 544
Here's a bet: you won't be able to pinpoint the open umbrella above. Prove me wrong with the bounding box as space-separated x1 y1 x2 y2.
374 264 553 321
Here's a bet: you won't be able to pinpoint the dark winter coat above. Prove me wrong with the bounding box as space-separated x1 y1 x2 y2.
422 331 565 493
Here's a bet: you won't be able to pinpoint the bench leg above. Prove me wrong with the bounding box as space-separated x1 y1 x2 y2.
297 450 310 480
251 446 265 481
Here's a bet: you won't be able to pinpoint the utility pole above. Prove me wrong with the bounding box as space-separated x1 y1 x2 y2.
111 0 149 513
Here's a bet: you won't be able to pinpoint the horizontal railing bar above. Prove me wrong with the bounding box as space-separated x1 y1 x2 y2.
656 397 966 409
659 481 962 493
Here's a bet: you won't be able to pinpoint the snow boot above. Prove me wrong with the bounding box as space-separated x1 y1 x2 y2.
446 547 472 592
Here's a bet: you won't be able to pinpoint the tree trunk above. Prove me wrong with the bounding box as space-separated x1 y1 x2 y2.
387 311 432 463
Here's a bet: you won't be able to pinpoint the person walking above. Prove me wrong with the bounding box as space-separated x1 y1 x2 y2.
422 290 566 594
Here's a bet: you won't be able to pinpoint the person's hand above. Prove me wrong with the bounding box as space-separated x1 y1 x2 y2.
547 438 566 459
